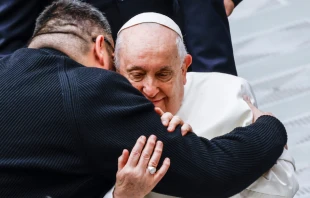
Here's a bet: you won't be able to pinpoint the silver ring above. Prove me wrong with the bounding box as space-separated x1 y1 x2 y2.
148 166 156 174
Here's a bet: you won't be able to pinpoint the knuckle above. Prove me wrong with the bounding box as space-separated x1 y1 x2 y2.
156 171 165 178
125 170 138 179
137 138 145 145
167 112 173 116
149 160 158 167
148 140 156 147
142 151 151 159
131 149 141 157
166 113 173 120
116 172 125 179
173 115 181 121
154 147 163 154
162 113 169 119
183 123 190 129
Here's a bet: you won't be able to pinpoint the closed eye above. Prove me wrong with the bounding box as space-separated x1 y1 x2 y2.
128 72 145 82
156 71 173 81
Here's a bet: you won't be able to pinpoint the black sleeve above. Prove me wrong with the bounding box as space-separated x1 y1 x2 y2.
177 0 238 75
71 68 287 197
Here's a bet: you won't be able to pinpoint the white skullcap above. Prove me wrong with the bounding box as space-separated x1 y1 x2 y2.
117 12 183 40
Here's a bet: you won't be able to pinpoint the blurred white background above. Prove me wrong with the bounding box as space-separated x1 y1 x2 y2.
230 0 310 197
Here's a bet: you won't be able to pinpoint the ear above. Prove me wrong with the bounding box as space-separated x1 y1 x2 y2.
182 54 192 85
94 35 105 67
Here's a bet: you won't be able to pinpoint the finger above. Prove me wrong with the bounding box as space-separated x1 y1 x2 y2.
181 123 193 136
154 107 164 117
147 141 164 170
243 95 259 122
167 116 183 132
225 9 230 17
265 112 274 117
154 158 170 183
118 149 129 170
127 136 146 167
138 135 157 169
161 112 174 127
243 95 255 109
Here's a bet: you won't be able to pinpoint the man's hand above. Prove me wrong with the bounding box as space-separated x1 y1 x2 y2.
154 107 193 136
224 0 235 16
244 96 289 150
243 95 274 123
114 135 170 198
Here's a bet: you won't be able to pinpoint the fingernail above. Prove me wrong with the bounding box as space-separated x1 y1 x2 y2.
162 121 168 125
168 127 173 131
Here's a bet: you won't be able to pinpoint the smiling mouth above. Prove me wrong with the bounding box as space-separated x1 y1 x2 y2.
151 99 164 104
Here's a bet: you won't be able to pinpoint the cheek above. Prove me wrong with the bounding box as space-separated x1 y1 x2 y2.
160 83 175 98
130 81 144 91
118 68 126 76
169 78 183 97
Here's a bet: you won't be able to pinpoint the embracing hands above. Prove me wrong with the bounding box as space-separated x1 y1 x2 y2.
243 95 288 150
112 108 192 198
155 107 193 136
114 135 170 198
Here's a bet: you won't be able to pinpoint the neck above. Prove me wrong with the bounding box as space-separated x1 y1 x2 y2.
28 34 89 65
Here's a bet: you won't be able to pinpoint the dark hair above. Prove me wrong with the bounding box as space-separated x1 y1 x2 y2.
32 0 112 44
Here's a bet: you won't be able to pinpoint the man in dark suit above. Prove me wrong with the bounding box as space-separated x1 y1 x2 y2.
0 1 286 197
178 0 241 75
0 0 241 75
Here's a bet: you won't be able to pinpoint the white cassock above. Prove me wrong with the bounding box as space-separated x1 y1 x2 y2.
104 72 299 198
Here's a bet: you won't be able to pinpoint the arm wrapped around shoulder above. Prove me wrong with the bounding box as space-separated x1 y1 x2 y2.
153 115 287 197
74 69 287 198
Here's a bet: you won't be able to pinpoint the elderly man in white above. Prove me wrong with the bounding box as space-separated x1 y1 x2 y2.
105 13 299 198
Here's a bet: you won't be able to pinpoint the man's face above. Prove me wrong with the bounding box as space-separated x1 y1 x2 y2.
118 24 189 114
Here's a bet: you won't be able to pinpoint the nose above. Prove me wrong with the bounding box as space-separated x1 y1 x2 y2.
142 79 159 98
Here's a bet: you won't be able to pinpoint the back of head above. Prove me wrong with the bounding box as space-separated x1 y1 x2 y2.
29 0 112 56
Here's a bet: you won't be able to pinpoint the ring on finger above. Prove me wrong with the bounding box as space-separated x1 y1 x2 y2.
147 166 157 174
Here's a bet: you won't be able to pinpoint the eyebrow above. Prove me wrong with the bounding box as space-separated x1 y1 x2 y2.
126 66 144 72
126 65 173 72
157 66 173 71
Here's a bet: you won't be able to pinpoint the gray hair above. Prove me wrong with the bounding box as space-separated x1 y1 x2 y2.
114 28 188 69
31 0 112 51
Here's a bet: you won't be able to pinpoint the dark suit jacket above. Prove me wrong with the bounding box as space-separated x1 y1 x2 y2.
0 0 174 54
178 0 239 75
0 48 286 198
0 0 241 75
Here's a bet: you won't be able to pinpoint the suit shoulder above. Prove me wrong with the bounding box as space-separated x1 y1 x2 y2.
68 65 131 89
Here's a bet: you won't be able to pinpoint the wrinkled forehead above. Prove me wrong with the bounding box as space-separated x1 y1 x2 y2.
119 24 180 67
123 24 177 46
